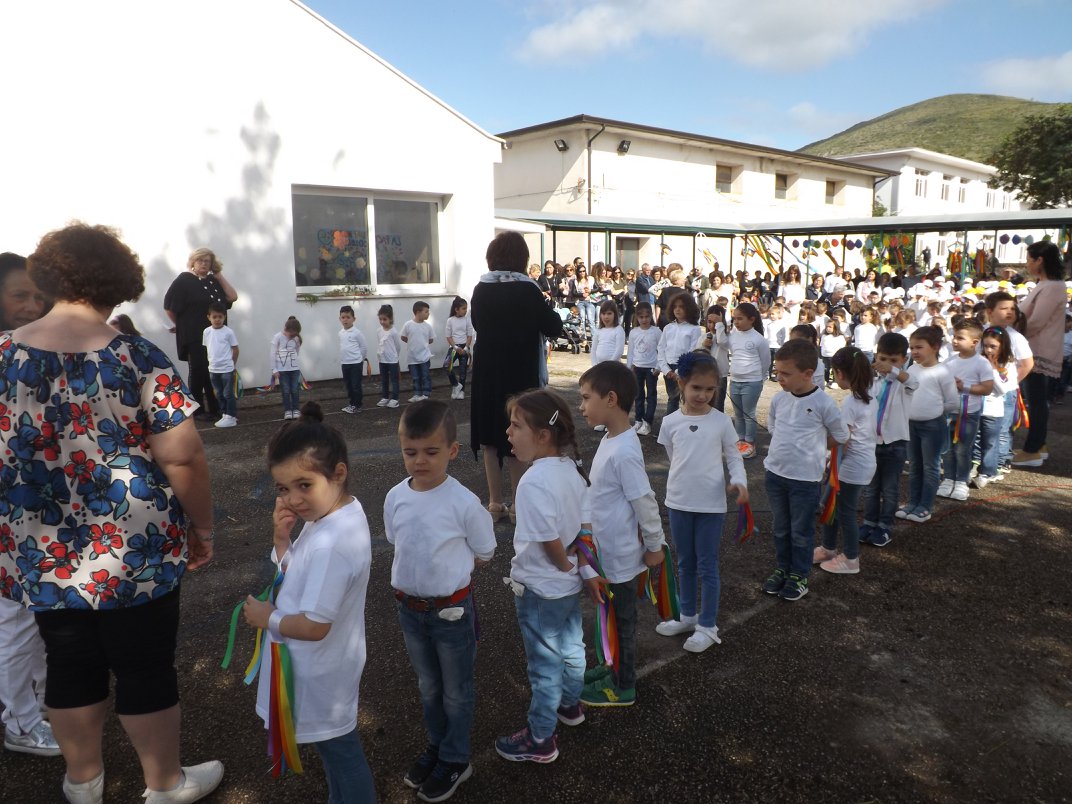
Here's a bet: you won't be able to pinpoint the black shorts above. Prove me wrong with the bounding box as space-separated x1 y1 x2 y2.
34 590 181 715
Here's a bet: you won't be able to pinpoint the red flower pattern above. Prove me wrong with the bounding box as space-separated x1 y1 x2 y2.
89 523 123 559
64 450 97 484
153 374 186 409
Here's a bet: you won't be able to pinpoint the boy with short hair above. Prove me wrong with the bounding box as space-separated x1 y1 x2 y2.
384 401 496 802
577 361 665 706
203 301 239 427
762 339 849 601
984 291 1035 469
939 320 994 500
860 332 918 547
401 301 434 402
338 305 368 414
764 303 788 379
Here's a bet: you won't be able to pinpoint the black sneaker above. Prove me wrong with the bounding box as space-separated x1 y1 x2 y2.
868 529 891 548
404 745 439 789
761 569 787 595
778 574 809 601
417 761 472 803
494 726 559 763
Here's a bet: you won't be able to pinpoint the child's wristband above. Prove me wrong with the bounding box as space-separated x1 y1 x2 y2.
268 609 285 641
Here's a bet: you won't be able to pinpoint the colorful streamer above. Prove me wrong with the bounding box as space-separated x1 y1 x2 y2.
875 377 893 438
1012 389 1030 430
952 394 969 444
574 534 618 671
818 446 841 525
735 502 756 544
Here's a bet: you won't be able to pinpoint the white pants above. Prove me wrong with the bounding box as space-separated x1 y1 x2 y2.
0 597 46 735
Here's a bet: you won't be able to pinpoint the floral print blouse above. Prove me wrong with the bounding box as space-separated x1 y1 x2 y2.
0 334 197 611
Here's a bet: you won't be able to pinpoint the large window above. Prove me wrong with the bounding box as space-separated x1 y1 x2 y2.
914 169 928 198
292 188 441 289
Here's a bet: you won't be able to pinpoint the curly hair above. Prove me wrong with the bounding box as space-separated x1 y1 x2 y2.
187 247 223 273
29 223 145 307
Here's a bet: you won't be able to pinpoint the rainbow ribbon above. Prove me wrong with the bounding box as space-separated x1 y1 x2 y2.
639 543 680 622
952 394 969 444
249 373 314 396
574 534 618 672
735 502 756 544
1012 389 1030 430
875 377 893 438
221 571 304 778
818 446 841 525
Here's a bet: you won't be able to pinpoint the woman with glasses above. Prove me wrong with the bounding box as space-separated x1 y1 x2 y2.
574 265 596 349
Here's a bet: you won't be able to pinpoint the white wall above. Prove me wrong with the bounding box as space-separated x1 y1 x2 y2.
0 0 500 382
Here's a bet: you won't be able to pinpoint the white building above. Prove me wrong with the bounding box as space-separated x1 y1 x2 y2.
495 115 891 272
0 0 501 382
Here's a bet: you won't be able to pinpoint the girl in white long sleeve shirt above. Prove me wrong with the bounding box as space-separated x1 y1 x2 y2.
657 294 704 416
591 302 625 365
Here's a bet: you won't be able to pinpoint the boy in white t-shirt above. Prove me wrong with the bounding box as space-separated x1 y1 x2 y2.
400 301 434 402
202 302 239 427
939 319 994 500
338 305 368 414
385 401 495 802
576 362 665 708
764 303 788 379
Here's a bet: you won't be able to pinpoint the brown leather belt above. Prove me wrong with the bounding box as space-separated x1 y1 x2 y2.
394 584 471 612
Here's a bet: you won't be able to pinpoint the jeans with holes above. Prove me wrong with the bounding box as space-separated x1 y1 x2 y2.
209 371 236 417
448 351 470 391
907 415 948 513
277 369 299 412
729 380 764 444
577 301 597 341
380 362 400 400
862 440 907 531
397 596 476 764
821 480 865 560
667 509 725 628
765 470 820 578
313 726 377 804
943 409 980 483
514 589 584 742
633 367 658 424
977 414 1002 478
410 360 431 396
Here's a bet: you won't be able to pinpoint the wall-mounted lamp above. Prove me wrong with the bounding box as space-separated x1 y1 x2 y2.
617 139 631 155
553 139 569 152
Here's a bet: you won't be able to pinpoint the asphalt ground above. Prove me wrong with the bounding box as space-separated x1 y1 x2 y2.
2 350 1070 803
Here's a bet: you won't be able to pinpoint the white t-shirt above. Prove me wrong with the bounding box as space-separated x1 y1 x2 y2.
588 429 655 583
982 363 1019 418
378 327 402 363
256 499 371 744
943 353 993 415
657 407 746 513
203 325 238 373
728 327 770 381
764 387 849 482
838 395 878 485
657 321 704 373
852 322 879 352
765 317 788 349
510 456 586 599
627 326 660 369
591 325 625 365
400 320 433 364
385 476 496 597
906 363 959 421
445 315 475 348
820 333 847 358
270 332 300 373
339 326 367 365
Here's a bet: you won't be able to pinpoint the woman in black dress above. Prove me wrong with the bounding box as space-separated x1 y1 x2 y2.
470 232 563 520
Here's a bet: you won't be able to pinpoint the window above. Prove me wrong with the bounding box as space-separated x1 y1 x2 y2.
774 172 789 200
940 179 950 201
825 180 841 205
937 238 946 256
958 184 966 203
986 190 996 208
292 189 441 289
716 164 738 193
1001 194 1010 210
914 168 928 198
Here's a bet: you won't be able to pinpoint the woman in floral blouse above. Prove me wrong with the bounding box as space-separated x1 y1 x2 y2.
0 224 222 803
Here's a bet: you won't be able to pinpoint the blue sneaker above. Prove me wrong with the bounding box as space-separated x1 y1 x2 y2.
778 574 809 601
859 523 875 543
495 726 558 763
868 529 892 547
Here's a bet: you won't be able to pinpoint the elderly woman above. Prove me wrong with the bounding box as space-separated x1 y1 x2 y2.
163 248 237 421
471 231 563 520
0 224 222 802
1013 241 1067 467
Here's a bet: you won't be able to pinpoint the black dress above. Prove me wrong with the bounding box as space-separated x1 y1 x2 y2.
470 277 563 459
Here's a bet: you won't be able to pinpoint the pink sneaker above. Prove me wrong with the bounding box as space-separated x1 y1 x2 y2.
812 545 837 564
820 554 860 574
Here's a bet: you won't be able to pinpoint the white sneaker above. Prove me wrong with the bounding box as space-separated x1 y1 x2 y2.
282 410 292 420
377 398 390 407
456 389 465 400
970 474 991 489
291 409 301 419
63 770 104 804
4 721 61 756
387 399 400 408
214 415 237 428
637 421 651 437
632 421 642 432
142 760 224 803
936 479 954 498
341 405 356 414
594 424 606 432
950 481 969 501
655 614 697 636
683 625 721 653
408 395 422 403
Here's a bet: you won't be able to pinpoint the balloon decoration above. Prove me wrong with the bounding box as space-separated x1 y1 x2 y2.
999 234 1010 244
855 239 863 248
1025 235 1034 245
846 241 855 250
1012 235 1021 244
792 240 800 248
831 238 839 247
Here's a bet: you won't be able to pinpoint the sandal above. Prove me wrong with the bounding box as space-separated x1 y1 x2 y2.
487 503 507 522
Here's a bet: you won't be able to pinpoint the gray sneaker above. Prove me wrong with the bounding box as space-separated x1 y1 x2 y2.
4 720 61 756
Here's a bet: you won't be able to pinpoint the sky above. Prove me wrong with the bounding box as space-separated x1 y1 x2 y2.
303 0 1072 151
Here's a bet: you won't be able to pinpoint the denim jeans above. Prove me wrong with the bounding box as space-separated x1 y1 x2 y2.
821 356 833 386
862 440 907 530
907 415 948 513
277 369 299 412
577 300 596 341
715 376 728 413
977 414 1002 478
341 363 364 407
943 410 981 483
607 578 639 690
380 362 400 400
663 365 681 416
1021 371 1049 454
514 589 584 742
397 596 476 764
729 379 764 444
209 371 236 417
633 367 658 424
410 360 432 396
764 471 820 578
448 351 470 390
821 480 865 560
313 726 377 804
998 389 1017 466
667 509 726 628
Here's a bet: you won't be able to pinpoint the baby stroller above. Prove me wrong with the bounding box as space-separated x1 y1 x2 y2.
550 305 585 354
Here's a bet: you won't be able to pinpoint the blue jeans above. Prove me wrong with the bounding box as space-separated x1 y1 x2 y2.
397 596 476 764
943 410 980 483
341 363 363 407
862 440 907 531
729 379 763 444
380 362 400 400
715 376 727 413
209 371 236 417
998 389 1017 466
667 509 726 628
409 360 431 396
821 480 865 560
765 471 820 578
448 351 470 390
313 726 377 804
577 301 596 340
663 365 680 416
977 414 1002 478
514 589 584 742
277 369 299 412
633 367 657 424
907 415 948 513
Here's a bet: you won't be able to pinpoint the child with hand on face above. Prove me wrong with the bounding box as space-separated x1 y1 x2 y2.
384 401 495 802
575 361 665 706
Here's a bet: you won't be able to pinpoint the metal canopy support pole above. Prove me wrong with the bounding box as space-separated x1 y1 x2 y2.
540 232 545 267
727 235 734 276
607 231 612 267
552 229 557 263
841 233 847 272
660 233 666 268
779 238 785 275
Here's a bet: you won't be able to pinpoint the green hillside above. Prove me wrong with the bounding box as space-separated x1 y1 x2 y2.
799 94 1068 164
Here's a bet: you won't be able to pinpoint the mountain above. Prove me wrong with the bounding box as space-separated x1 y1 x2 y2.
798 94 1068 164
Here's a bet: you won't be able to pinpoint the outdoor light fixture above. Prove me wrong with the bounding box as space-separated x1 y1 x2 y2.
554 139 569 152
617 139 631 154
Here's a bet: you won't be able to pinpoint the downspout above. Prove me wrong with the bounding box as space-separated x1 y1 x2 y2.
586 124 606 265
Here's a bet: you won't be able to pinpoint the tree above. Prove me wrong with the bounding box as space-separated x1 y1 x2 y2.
989 106 1072 209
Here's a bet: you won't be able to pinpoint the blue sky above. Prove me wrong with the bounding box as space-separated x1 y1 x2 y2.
306 0 1072 151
